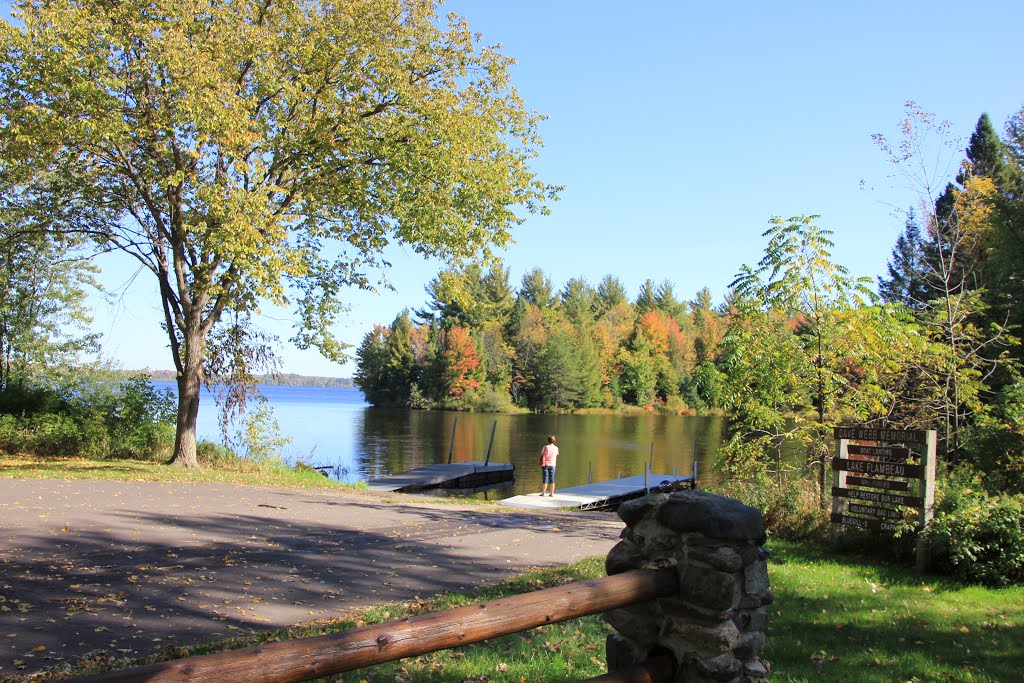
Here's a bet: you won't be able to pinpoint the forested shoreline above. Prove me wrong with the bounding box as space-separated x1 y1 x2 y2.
145 370 353 389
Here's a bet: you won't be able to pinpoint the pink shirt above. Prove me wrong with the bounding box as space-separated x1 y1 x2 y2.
540 444 559 467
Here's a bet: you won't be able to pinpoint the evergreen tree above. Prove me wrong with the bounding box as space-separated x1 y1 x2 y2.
481 266 515 326
534 329 580 410
595 274 629 315
560 276 597 329
573 332 603 407
519 268 556 308
992 107 1024 348
879 209 931 309
354 326 391 406
690 287 714 314
635 279 658 315
654 280 686 321
384 310 416 405
958 113 1012 189
690 287 723 364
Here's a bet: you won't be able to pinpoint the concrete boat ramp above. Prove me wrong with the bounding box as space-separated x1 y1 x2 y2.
500 473 696 511
368 462 514 493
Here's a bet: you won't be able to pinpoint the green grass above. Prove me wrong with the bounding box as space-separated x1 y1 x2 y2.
0 454 359 489
39 543 1024 682
766 540 1024 682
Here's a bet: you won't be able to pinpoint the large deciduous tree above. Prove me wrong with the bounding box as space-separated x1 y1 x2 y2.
0 0 555 466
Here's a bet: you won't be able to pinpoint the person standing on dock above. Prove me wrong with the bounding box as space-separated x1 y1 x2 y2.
540 435 559 496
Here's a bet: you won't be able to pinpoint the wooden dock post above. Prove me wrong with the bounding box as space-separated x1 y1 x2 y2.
483 420 496 465
446 416 457 464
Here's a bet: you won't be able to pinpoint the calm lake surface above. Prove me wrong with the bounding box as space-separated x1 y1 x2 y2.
155 382 726 498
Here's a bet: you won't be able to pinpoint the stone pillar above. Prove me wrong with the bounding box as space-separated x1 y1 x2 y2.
604 490 771 682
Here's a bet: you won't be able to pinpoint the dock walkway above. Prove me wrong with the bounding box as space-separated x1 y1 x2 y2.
367 462 514 493
499 473 694 511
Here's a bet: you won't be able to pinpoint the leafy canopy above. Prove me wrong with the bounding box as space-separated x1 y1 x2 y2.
0 0 557 363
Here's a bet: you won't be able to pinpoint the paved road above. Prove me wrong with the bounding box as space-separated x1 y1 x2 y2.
0 479 623 681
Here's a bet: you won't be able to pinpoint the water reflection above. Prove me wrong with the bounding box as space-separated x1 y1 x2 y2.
168 382 726 499
358 408 724 497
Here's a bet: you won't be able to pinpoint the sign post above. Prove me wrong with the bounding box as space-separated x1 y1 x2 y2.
916 429 937 571
830 426 937 571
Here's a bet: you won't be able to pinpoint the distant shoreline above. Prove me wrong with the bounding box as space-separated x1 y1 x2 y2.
144 370 354 389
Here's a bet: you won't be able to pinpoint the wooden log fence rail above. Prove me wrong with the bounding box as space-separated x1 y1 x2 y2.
75 567 678 683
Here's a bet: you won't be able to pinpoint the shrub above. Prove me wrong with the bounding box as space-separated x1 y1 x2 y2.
657 395 690 415
469 385 515 413
103 375 176 459
961 385 1024 496
0 371 176 460
712 473 830 543
928 473 1024 586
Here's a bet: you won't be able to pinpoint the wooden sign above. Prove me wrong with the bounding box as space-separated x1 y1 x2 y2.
832 458 924 479
831 513 903 533
848 503 902 520
846 444 912 462
832 426 937 572
833 426 929 444
832 486 923 508
845 475 909 492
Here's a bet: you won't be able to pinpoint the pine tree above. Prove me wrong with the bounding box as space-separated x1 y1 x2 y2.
354 326 391 406
879 209 931 309
654 280 687 321
519 268 556 308
635 279 658 315
384 310 416 405
958 113 1012 189
560 277 597 329
595 274 629 315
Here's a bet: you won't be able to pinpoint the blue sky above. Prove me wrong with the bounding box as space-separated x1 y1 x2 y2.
5 1 1024 376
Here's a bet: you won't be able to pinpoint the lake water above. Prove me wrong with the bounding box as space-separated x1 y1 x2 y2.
154 382 726 498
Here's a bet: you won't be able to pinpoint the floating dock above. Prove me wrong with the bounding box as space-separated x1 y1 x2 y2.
368 462 515 493
500 473 695 511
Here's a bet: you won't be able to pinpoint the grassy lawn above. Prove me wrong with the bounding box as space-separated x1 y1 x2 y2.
0 454 354 489
766 541 1024 682
47 541 1023 682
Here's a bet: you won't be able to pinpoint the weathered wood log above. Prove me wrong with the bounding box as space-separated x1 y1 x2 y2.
75 567 677 683
581 652 676 683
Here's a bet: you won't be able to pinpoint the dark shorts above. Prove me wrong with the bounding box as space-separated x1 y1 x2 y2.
541 465 556 484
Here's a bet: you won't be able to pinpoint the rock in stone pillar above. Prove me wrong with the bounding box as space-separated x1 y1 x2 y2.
604 490 771 682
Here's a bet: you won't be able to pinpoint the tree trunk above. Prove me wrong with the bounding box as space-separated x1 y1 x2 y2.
169 329 205 468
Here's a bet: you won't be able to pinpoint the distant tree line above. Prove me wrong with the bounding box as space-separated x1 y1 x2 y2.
147 370 352 389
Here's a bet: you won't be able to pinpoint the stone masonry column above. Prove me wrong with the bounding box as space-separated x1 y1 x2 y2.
604 490 771 682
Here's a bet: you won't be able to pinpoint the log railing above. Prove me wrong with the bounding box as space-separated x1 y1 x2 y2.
76 567 677 683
